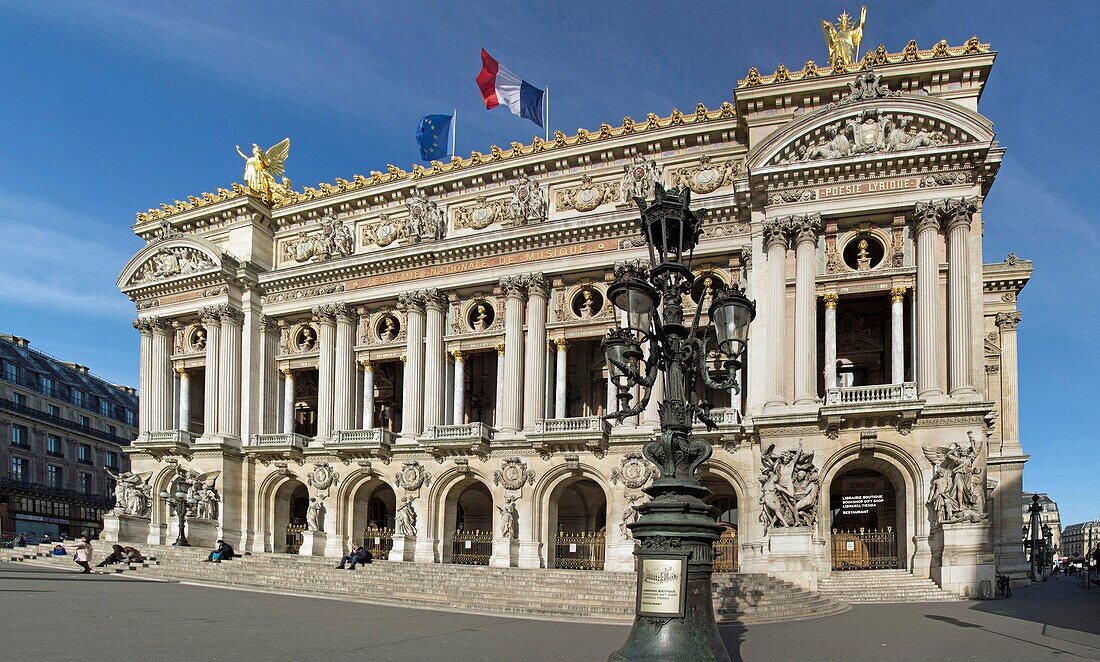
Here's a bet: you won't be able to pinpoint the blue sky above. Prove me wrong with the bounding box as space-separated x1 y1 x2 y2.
0 1 1096 524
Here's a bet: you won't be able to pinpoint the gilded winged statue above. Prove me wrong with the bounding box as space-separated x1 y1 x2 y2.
236 138 291 199
821 6 867 68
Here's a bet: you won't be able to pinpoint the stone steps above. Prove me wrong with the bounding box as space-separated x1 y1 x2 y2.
818 570 963 603
7 543 849 623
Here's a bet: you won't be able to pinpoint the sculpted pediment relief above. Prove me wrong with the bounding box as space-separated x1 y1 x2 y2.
125 244 219 287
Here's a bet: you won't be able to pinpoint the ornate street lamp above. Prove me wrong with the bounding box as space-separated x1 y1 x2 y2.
159 474 198 547
1042 524 1054 577
1027 494 1042 583
604 185 755 662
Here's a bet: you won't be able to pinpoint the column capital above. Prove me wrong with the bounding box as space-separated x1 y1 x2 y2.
219 305 244 326
499 275 528 299
913 199 946 233
423 288 448 311
332 302 357 324
311 304 339 324
175 366 188 376
943 197 979 232
496 343 506 356
822 293 839 309
995 311 1022 330
399 353 408 364
762 218 789 250
361 358 374 370
451 349 465 361
259 314 280 332
281 367 293 377
524 272 549 298
890 286 908 303
788 213 822 245
397 290 426 312
554 337 568 351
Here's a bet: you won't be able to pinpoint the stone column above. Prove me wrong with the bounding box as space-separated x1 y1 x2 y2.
361 360 375 430
544 341 555 418
914 201 944 398
422 290 448 430
399 292 427 435
149 319 174 431
792 215 821 405
333 304 357 432
554 338 568 419
258 316 280 435
282 369 295 434
823 294 838 392
890 287 907 384
177 368 190 432
452 350 465 425
200 307 222 437
642 340 664 427
499 277 527 432
762 219 789 408
312 305 337 440
133 319 153 434
523 274 548 429
945 198 979 396
605 371 617 418
217 306 243 438
996 312 1023 453
495 343 505 426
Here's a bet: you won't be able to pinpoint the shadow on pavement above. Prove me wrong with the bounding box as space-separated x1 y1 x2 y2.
970 576 1100 637
719 622 747 661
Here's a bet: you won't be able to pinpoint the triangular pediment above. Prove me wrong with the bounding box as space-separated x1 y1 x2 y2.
117 234 228 290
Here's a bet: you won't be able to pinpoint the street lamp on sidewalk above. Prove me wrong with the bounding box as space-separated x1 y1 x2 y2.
1027 494 1042 582
603 185 755 662
159 474 198 547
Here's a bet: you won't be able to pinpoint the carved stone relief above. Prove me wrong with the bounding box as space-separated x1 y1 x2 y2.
669 155 743 195
492 458 535 491
395 461 432 492
555 174 620 212
610 454 658 489
131 247 215 284
454 196 507 230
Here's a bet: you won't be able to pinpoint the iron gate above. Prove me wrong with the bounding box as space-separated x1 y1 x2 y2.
451 529 492 565
554 531 606 570
831 526 898 570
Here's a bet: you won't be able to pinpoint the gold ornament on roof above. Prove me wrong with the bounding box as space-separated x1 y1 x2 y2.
236 138 291 200
821 5 867 68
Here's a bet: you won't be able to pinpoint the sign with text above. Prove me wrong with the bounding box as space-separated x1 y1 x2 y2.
840 493 885 515
636 556 688 618
817 177 920 200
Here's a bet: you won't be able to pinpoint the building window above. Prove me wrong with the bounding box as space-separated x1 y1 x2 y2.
1 361 16 382
105 451 119 470
47 465 63 489
124 409 135 426
47 404 61 418
72 389 85 408
78 443 92 464
107 425 116 437
13 392 27 406
47 434 63 456
11 424 29 447
80 415 91 429
99 399 110 416
40 376 56 397
79 472 92 495
10 456 27 482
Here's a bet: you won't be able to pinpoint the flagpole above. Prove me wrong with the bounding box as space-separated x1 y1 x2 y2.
544 84 550 141
451 108 457 160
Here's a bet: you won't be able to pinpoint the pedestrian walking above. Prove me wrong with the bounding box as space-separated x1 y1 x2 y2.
73 536 93 574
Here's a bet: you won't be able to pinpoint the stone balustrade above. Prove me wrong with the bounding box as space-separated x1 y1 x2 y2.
824 382 919 406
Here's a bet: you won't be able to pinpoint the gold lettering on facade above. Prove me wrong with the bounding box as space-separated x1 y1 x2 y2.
817 177 919 200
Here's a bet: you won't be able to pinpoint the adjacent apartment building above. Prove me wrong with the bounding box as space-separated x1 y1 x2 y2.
0 333 137 539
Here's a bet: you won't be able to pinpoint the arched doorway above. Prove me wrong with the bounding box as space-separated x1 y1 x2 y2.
550 478 607 570
444 479 493 565
273 480 308 553
702 474 739 572
352 481 397 560
829 463 903 570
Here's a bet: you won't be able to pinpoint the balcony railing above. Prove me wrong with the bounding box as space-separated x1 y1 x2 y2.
824 382 919 406
533 416 610 435
328 428 396 461
250 433 308 450
0 398 132 446
528 416 611 456
422 422 494 441
0 476 114 508
421 423 493 459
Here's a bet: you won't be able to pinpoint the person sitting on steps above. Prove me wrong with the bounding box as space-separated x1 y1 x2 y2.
335 544 372 570
205 539 236 563
95 544 127 567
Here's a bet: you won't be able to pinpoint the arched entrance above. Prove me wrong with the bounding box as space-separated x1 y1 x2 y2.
273 479 308 553
351 480 396 560
828 463 904 570
550 478 607 570
444 479 493 565
702 474 739 572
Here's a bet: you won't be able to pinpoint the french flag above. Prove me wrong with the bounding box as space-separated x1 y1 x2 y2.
476 49 544 129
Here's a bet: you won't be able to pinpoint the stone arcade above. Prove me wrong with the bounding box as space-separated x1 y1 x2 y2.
111 37 1030 598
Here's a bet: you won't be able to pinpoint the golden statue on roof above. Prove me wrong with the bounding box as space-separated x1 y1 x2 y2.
236 138 291 199
821 6 867 68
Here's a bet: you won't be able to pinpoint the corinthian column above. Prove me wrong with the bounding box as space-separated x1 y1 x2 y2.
945 198 979 396
200 307 222 437
313 305 337 440
399 292 426 435
333 304 357 431
258 316 280 435
762 219 789 408
914 201 944 398
495 343 505 426
217 306 244 438
422 290 448 429
499 277 527 432
177 367 190 432
148 319 174 431
282 368 295 434
890 287 907 384
452 350 466 425
823 294 838 392
996 312 1023 453
792 214 821 405
523 274 548 429
361 360 375 430
133 319 153 434
554 338 568 419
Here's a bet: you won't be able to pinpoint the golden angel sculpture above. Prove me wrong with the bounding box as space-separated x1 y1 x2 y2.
821 6 867 68
236 138 291 200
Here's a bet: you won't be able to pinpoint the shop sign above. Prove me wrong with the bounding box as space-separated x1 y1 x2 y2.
636 556 688 618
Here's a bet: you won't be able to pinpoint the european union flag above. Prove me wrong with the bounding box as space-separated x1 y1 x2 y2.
416 114 453 161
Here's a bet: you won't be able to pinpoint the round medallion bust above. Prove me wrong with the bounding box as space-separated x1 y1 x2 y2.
189 327 207 352
571 287 603 319
294 325 317 352
376 314 401 342
466 300 496 332
843 234 885 271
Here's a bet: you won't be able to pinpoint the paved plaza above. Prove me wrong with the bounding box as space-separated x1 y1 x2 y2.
2 563 1099 661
